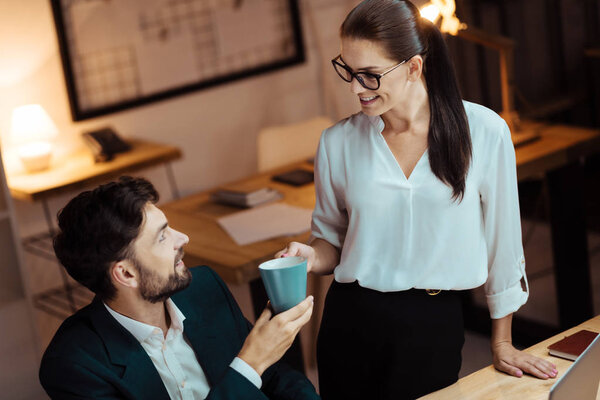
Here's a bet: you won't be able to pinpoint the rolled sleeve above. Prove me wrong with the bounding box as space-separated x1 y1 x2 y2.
229 357 262 389
311 130 348 249
480 122 529 319
486 256 529 319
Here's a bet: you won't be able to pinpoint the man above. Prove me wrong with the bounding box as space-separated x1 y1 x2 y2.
39 177 319 399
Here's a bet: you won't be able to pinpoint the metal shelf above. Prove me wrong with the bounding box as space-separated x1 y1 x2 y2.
23 232 86 319
33 283 93 320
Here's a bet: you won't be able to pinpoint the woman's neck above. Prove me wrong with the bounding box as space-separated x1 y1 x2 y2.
381 77 430 137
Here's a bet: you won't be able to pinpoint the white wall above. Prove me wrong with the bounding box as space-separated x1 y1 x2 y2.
0 0 361 354
0 0 360 235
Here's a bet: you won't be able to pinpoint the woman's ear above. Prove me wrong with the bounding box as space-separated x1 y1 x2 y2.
407 55 424 82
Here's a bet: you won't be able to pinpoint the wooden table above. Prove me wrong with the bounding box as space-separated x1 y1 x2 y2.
7 138 182 318
163 161 315 285
515 121 600 180
420 315 600 399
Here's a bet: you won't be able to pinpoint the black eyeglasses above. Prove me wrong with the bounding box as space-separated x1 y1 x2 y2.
331 55 409 90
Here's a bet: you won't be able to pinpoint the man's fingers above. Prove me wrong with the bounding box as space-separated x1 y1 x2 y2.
276 296 314 323
289 300 314 331
255 304 273 326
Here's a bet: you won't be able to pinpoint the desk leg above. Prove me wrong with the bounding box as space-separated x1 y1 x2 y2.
249 278 306 373
547 161 594 329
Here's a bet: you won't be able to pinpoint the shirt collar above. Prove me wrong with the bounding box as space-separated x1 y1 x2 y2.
365 113 385 131
103 298 187 343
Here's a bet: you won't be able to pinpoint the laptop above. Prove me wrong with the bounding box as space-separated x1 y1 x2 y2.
549 331 600 399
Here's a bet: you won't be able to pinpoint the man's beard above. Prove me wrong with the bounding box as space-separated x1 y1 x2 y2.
133 249 192 303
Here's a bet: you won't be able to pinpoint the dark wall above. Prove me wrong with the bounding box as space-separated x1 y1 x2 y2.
447 0 600 127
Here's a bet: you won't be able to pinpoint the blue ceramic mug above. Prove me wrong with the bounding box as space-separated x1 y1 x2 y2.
259 256 307 314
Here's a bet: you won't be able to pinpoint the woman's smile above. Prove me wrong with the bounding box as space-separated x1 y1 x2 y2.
359 95 379 105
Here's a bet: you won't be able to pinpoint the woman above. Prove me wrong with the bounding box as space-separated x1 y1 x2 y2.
276 0 558 399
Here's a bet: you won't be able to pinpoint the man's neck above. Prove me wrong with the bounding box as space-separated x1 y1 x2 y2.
105 296 170 336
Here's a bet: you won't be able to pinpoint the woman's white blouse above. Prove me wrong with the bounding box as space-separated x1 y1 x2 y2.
311 101 528 319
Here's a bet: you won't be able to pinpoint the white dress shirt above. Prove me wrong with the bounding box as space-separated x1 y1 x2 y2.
104 299 261 399
311 101 528 319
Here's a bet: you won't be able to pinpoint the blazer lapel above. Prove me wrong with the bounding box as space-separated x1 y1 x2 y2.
88 298 170 399
182 308 232 385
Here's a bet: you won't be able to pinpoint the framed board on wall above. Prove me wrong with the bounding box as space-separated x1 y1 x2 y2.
50 0 305 121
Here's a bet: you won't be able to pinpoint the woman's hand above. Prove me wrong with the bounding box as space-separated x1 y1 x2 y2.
276 238 339 275
491 313 557 379
275 241 316 273
492 341 557 379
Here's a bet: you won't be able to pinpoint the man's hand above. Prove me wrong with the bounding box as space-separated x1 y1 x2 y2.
238 296 314 375
492 341 557 379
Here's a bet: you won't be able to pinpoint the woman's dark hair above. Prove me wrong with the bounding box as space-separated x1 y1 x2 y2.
53 176 159 300
341 0 472 200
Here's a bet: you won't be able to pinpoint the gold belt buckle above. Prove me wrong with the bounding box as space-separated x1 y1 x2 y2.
426 289 441 296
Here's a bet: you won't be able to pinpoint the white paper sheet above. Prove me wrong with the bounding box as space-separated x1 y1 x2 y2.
217 203 313 246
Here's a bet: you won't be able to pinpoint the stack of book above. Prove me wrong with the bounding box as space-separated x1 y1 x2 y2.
211 182 283 208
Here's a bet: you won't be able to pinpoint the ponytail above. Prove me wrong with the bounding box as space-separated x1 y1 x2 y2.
341 0 472 201
419 17 471 201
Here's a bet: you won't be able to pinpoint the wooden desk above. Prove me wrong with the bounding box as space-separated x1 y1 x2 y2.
515 121 600 180
420 315 600 399
162 161 315 285
7 139 182 318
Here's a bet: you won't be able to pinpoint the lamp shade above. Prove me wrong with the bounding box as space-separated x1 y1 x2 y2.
10 104 58 144
418 1 466 35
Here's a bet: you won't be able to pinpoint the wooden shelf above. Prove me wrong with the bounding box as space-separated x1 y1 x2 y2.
7 138 181 202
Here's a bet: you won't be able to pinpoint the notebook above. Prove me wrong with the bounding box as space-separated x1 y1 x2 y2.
271 169 314 186
548 329 599 361
549 331 600 400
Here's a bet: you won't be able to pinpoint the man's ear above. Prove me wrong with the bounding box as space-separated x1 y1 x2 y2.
407 55 424 82
111 260 138 289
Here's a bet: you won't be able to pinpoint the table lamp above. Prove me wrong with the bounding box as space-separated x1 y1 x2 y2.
417 0 540 146
10 104 58 172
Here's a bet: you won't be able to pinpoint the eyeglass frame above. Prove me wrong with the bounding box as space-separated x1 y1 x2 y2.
331 54 411 90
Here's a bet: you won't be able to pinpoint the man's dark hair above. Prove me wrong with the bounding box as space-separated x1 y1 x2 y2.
53 176 159 300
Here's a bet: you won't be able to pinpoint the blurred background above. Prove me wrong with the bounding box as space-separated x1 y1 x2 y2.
0 0 599 398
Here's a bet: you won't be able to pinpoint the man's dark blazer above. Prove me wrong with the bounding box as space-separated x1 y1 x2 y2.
39 266 320 399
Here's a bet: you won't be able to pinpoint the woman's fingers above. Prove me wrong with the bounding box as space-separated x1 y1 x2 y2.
496 352 557 379
497 359 523 377
274 248 289 258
